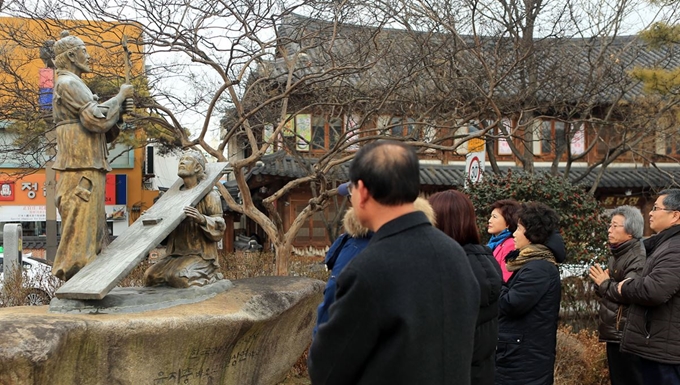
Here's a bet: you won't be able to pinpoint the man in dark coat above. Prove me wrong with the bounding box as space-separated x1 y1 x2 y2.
589 205 645 385
314 198 436 337
617 189 680 384
308 140 481 385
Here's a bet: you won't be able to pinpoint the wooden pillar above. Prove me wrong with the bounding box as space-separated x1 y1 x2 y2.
223 213 235 253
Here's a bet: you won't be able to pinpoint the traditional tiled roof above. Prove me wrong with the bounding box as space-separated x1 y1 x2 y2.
259 14 680 107
562 167 680 189
253 152 680 189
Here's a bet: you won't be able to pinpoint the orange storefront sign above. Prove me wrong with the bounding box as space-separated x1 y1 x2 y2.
0 174 48 205
0 174 126 206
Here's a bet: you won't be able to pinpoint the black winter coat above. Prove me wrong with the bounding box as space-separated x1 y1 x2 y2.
308 212 481 385
596 239 645 342
495 259 561 385
620 225 680 364
463 244 503 385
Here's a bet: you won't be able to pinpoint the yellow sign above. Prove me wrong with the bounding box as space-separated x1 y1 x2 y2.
468 138 485 153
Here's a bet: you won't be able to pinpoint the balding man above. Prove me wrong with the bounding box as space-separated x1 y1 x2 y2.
308 140 480 385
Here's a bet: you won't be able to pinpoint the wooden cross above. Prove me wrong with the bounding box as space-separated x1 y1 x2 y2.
55 162 230 300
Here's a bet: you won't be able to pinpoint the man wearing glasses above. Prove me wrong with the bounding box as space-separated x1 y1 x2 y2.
308 140 480 385
616 189 680 384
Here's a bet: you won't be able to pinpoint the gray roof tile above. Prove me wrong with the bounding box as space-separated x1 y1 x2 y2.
254 152 680 189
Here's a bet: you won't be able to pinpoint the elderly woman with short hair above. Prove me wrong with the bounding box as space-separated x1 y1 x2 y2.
589 205 645 385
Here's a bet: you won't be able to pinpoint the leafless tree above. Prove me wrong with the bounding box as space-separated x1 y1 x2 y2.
372 0 680 194
2 0 679 272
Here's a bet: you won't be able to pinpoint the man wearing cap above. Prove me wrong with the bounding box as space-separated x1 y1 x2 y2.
51 30 134 281
308 140 480 385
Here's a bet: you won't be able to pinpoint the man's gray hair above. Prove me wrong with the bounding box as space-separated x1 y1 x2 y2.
610 205 644 239
659 189 680 211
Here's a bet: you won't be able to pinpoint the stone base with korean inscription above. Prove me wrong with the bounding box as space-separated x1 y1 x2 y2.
0 276 324 385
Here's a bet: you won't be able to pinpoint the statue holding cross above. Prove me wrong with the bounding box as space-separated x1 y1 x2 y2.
143 151 226 288
51 31 134 281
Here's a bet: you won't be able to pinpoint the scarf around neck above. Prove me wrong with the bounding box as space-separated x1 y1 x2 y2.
487 228 512 251
506 243 556 272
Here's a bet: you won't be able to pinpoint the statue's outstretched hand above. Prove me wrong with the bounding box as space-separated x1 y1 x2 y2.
184 206 207 225
120 84 134 98
119 84 135 114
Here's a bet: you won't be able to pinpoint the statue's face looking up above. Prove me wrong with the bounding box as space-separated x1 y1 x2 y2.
177 154 202 178
70 44 91 73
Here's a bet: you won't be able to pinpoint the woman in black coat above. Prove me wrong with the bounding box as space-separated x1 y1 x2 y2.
429 190 503 385
495 202 563 385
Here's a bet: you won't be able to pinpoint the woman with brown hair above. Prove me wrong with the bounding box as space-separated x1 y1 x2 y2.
429 189 503 385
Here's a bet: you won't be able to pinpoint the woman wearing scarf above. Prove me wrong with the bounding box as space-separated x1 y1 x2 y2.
487 200 521 282
495 202 564 385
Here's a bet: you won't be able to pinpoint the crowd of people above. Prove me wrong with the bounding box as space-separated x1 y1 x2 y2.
307 140 680 385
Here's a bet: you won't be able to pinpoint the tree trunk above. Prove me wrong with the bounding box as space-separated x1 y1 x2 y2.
274 240 292 275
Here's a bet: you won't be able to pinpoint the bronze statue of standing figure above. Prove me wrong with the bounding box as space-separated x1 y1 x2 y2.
144 151 226 288
51 31 134 281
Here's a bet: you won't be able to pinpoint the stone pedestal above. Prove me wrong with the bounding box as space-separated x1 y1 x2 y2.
0 276 323 385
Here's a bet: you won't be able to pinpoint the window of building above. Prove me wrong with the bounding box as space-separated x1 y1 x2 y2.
496 118 514 155
311 116 343 152
292 201 337 245
345 114 362 151
539 119 590 156
377 115 420 138
452 121 483 155
540 120 567 154
422 121 438 153
570 122 586 155
389 117 416 137
109 144 135 169
657 127 680 155
595 123 617 157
